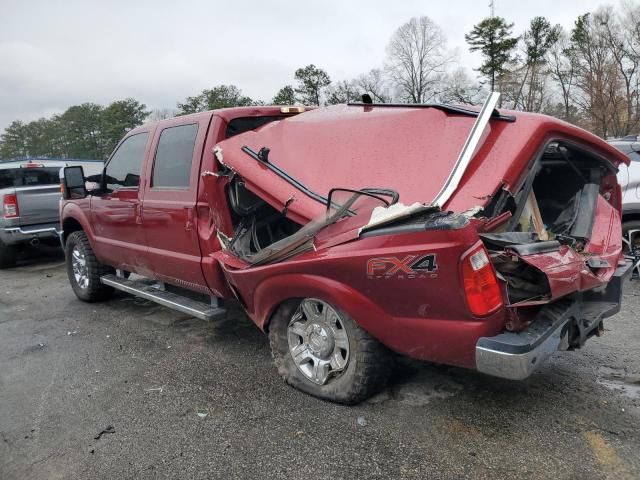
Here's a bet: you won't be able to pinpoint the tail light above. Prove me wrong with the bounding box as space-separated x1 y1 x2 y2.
461 245 502 316
3 193 19 218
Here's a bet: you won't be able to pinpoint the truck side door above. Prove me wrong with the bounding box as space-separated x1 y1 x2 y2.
91 130 153 272
140 115 212 293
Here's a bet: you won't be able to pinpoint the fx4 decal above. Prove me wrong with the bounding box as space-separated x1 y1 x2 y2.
366 254 438 279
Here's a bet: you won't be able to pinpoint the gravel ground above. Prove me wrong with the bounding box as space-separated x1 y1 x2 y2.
0 246 639 479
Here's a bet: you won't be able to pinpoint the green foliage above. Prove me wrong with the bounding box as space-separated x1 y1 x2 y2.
570 13 591 46
325 81 360 105
0 99 148 160
524 17 562 66
58 103 105 159
177 85 255 114
0 121 29 159
272 85 296 105
101 99 149 155
294 64 331 105
465 17 519 90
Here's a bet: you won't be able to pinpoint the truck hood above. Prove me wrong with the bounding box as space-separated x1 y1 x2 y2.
214 104 629 224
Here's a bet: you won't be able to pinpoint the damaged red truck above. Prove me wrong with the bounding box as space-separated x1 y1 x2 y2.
60 93 632 404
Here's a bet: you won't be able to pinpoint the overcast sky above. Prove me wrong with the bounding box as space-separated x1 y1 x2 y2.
0 0 614 132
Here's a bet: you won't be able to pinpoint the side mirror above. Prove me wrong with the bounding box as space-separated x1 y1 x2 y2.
62 166 87 200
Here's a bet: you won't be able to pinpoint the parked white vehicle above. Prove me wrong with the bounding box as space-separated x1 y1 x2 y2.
610 140 640 275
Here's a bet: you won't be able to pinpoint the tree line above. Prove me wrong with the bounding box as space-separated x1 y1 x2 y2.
0 99 149 160
2 1 640 159
466 4 640 138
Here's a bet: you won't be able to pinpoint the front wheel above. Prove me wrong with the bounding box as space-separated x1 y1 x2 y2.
269 298 391 404
65 231 114 302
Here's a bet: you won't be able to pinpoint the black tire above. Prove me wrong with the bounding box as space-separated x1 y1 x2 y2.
268 298 392 405
0 239 17 268
65 230 114 302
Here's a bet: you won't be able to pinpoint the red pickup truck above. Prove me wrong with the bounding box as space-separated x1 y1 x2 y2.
60 94 632 404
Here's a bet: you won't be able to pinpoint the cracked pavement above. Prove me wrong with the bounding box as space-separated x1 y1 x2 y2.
1 246 639 479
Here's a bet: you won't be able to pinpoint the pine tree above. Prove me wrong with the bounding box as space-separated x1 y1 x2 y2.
465 17 519 91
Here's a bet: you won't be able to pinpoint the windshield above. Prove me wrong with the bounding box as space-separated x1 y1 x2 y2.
0 167 61 189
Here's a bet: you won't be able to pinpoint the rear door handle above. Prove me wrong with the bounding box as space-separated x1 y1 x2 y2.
133 202 143 224
185 206 194 231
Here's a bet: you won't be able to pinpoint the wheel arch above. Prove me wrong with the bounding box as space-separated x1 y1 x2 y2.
62 217 84 245
253 274 391 340
60 203 96 247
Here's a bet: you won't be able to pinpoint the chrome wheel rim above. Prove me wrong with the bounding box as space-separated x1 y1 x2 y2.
287 298 350 385
622 229 640 278
71 246 89 289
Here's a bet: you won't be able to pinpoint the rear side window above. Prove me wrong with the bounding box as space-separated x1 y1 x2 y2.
152 124 198 188
0 167 61 188
225 116 281 138
105 132 149 190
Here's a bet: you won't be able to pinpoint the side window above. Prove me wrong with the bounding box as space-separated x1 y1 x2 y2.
105 133 149 191
152 124 198 188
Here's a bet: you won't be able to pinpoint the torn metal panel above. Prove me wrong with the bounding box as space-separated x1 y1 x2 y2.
359 202 433 234
214 145 224 164
229 190 386 266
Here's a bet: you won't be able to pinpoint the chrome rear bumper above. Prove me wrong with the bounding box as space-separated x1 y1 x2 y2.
2 224 62 245
475 315 570 380
476 260 632 380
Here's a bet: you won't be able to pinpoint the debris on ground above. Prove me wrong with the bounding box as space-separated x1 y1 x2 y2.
145 387 164 393
356 416 367 427
66 331 77 336
94 425 115 440
196 409 208 418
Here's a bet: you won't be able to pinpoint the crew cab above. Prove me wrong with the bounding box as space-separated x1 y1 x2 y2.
0 159 102 267
60 94 632 404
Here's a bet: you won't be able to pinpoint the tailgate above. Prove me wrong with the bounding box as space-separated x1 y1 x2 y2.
15 186 61 225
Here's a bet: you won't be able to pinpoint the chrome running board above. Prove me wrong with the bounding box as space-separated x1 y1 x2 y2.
100 274 226 321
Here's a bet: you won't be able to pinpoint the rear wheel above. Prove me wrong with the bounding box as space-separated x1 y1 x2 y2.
65 231 114 302
268 298 391 404
622 220 640 277
0 239 17 268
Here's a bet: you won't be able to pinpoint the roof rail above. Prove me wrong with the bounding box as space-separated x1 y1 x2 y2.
346 102 516 122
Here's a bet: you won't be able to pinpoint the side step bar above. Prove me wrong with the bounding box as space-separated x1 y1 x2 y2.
100 274 226 321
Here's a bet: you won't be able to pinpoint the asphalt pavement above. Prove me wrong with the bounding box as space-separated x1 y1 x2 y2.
1 246 639 479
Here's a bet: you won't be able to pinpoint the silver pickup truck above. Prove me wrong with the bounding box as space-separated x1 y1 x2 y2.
0 159 103 267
